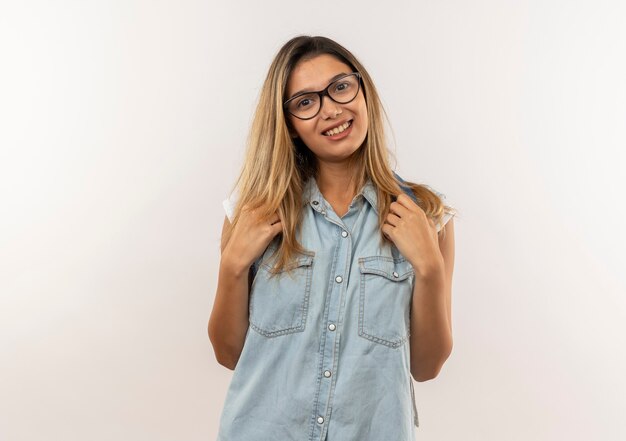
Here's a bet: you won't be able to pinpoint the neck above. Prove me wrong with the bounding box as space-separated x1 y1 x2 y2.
315 163 358 202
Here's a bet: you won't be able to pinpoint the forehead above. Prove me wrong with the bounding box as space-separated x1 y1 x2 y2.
286 54 353 97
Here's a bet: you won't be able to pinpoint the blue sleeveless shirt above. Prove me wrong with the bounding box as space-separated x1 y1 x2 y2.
217 173 453 441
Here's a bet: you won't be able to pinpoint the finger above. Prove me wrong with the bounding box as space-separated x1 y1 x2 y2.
381 223 394 240
395 193 422 213
270 219 283 237
389 201 410 217
268 213 281 225
386 213 401 227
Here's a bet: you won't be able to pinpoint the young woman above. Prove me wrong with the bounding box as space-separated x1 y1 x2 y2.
208 35 457 441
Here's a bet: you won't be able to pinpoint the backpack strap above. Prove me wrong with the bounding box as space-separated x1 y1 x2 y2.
392 171 419 205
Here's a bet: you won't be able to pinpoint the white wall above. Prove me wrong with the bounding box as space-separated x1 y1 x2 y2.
1 1 625 440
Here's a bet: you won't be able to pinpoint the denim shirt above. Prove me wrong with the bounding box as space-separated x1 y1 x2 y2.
217 174 454 441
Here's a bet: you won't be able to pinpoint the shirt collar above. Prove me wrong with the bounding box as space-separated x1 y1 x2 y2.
302 176 378 215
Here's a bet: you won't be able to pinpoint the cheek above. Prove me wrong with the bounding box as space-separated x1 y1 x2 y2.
293 122 319 141
356 104 369 138
353 95 368 121
289 119 309 137
359 96 368 115
357 102 368 128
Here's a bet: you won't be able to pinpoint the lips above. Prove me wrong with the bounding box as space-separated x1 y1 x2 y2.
321 119 353 136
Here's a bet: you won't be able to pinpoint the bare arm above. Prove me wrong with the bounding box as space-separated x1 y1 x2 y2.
382 193 456 382
207 216 254 370
208 208 282 370
409 218 455 381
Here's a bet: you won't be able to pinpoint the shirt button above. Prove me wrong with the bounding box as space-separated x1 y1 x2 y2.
335 275 343 283
392 271 399 278
312 201 319 205
317 416 324 424
328 323 336 331
341 230 348 238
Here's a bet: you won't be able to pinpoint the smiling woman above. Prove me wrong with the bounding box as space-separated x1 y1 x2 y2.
284 54 369 167
208 35 457 441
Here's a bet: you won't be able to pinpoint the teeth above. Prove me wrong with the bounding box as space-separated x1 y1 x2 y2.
324 120 351 136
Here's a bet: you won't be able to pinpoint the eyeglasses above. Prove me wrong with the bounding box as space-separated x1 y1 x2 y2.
283 72 362 120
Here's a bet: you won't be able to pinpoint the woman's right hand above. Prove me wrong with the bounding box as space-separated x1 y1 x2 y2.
221 204 283 273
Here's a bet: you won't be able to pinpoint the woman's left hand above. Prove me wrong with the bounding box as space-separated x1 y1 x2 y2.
382 193 444 278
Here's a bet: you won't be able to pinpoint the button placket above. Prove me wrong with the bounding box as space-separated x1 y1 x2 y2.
310 210 352 440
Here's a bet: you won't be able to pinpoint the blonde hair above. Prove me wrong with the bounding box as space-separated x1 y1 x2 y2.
224 35 457 274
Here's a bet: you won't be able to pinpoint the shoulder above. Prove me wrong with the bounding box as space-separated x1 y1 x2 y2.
433 191 455 233
222 190 239 223
393 171 455 233
393 171 419 205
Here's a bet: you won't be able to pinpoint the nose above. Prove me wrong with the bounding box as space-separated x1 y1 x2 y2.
319 94 342 118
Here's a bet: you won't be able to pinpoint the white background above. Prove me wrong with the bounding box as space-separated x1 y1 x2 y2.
1 1 625 440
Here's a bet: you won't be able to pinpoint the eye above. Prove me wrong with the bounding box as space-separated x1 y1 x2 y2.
296 96 316 108
332 81 353 93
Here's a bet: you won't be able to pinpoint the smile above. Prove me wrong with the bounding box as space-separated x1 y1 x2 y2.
323 120 353 136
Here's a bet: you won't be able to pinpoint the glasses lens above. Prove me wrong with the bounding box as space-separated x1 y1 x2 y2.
328 74 359 104
287 92 320 120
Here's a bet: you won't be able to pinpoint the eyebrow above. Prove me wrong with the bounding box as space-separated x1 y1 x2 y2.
288 72 351 100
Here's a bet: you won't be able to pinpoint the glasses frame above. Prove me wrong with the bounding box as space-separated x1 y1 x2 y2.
283 72 362 120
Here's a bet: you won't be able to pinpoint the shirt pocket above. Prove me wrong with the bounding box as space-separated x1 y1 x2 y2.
248 253 314 337
358 256 414 348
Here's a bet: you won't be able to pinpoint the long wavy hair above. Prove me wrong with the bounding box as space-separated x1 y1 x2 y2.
223 35 457 274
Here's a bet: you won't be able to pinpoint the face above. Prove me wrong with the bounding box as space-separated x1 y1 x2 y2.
285 54 368 164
